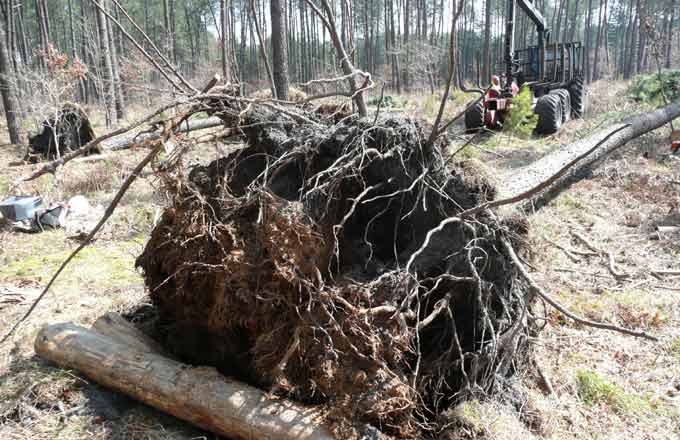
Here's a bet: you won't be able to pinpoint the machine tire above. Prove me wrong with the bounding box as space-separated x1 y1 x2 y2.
464 100 485 132
569 77 586 118
534 94 562 135
550 89 571 123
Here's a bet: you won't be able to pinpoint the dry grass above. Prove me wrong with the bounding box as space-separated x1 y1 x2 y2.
1 81 679 439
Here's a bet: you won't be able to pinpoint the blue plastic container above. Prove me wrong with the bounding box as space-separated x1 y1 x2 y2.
0 196 43 221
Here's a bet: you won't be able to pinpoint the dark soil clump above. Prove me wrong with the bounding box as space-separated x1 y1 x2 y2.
136 107 531 438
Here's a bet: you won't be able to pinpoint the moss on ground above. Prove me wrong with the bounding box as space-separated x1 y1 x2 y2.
575 369 653 416
0 237 142 290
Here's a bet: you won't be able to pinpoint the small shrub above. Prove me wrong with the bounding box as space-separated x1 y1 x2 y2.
627 70 680 106
505 87 538 137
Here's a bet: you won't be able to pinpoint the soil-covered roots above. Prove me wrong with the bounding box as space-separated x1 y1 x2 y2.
27 102 97 159
136 111 531 438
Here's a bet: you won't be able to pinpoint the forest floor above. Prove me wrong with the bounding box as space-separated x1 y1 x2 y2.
0 81 679 439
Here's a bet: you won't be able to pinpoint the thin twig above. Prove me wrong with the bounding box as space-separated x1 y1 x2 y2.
571 231 629 280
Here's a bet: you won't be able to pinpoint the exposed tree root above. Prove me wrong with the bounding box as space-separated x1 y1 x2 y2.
136 98 533 437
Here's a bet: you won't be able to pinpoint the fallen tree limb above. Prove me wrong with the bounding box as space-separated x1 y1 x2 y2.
502 238 658 341
35 319 334 440
104 116 224 151
502 100 680 205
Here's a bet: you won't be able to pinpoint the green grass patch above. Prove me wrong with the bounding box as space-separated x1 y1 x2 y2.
554 193 588 212
0 175 8 195
0 238 142 289
575 369 652 415
668 337 680 362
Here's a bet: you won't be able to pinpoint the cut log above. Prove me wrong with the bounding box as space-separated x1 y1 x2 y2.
104 116 225 151
91 312 167 354
502 101 680 205
35 320 335 440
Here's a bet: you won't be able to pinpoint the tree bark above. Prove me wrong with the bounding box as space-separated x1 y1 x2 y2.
483 0 491 84
221 0 232 82
95 0 117 127
106 1 125 121
271 0 289 100
665 0 675 68
250 0 276 97
503 100 680 204
104 117 225 152
0 17 23 145
35 319 335 440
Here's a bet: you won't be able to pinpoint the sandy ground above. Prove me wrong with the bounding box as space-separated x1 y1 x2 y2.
0 81 679 439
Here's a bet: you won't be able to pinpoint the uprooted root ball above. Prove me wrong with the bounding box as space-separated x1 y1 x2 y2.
136 112 531 438
27 102 97 159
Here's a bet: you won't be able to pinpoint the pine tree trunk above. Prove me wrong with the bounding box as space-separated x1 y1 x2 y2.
95 0 117 127
221 0 232 81
585 0 594 82
483 0 491 84
0 17 23 145
250 0 276 97
106 3 124 121
665 0 675 68
271 0 289 100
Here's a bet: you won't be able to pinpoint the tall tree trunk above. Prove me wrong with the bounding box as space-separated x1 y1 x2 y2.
592 0 604 81
221 0 232 81
271 0 289 100
162 0 173 64
95 0 117 127
483 0 492 84
106 3 124 121
403 0 410 89
666 0 675 68
569 0 581 42
585 0 594 82
0 17 23 145
635 0 644 74
17 5 27 64
250 0 276 96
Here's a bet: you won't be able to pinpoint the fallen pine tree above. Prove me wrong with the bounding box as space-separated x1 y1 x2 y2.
13 90 671 439
502 101 680 205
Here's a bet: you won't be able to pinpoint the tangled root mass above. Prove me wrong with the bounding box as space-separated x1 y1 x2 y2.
137 105 531 438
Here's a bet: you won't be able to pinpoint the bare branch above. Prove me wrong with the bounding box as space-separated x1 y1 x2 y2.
502 238 658 341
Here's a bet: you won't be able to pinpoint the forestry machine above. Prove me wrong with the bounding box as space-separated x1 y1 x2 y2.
465 0 586 134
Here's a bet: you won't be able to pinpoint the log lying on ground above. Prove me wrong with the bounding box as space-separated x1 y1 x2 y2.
35 315 335 440
104 116 224 151
502 101 680 205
